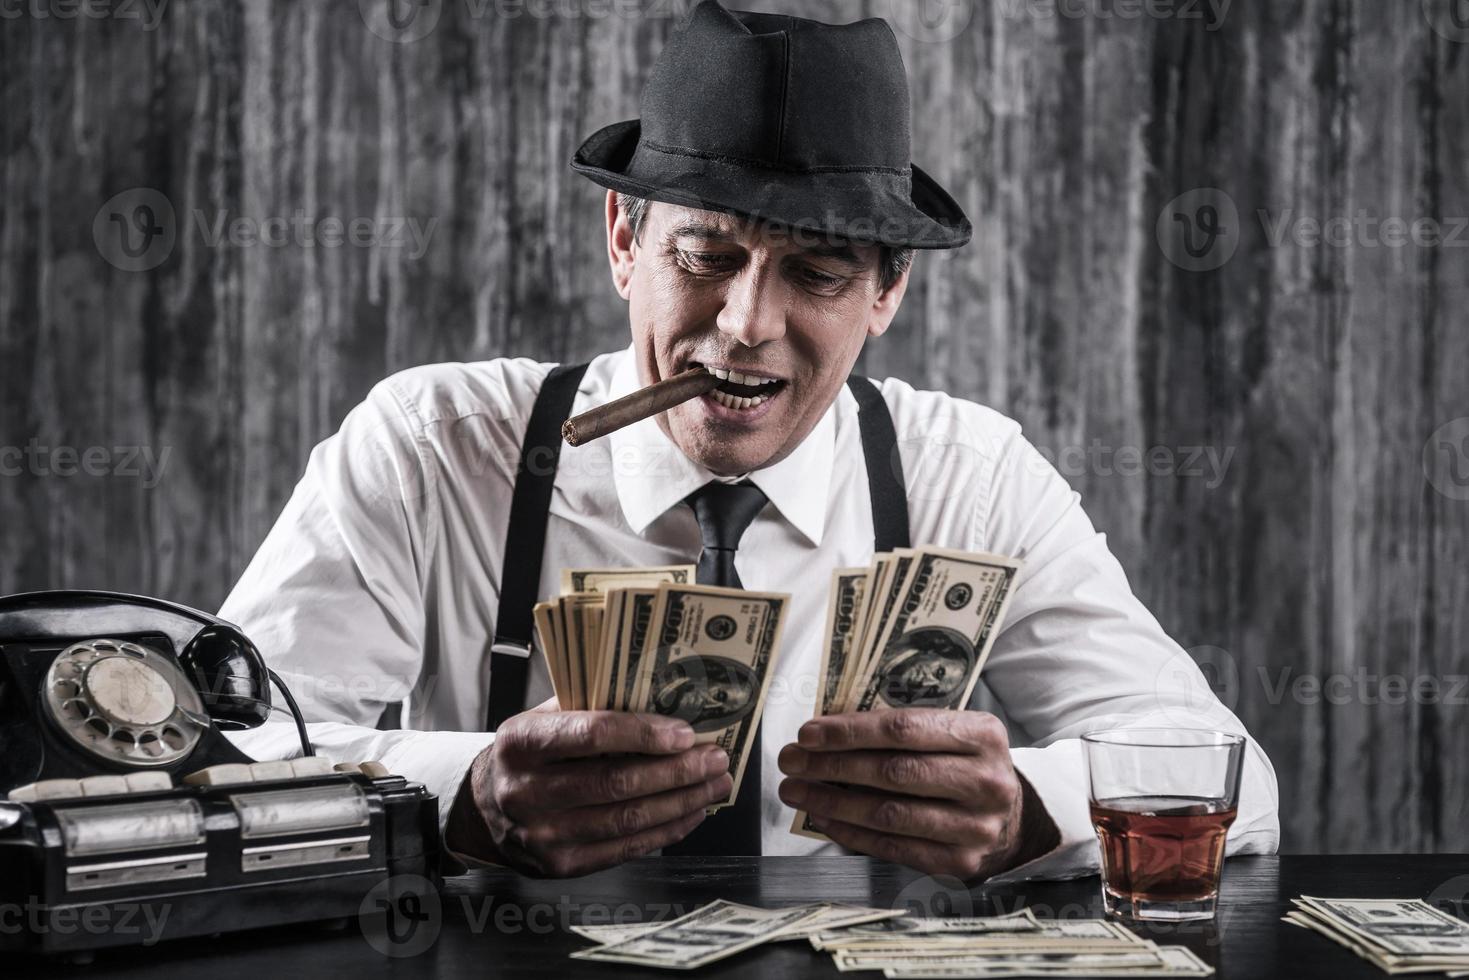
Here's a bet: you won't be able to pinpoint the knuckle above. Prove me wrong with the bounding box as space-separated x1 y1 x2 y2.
617 834 655 866
601 766 637 801
494 772 529 812
881 710 922 743
871 797 909 832
615 801 651 838
969 711 1007 746
956 849 988 879
880 753 924 788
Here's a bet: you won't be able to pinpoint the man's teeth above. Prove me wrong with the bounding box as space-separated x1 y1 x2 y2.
709 388 770 410
704 366 781 387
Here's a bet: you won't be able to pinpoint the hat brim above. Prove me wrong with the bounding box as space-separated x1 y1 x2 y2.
571 119 971 250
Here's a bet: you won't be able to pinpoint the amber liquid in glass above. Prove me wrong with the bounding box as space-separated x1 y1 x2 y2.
1090 795 1236 904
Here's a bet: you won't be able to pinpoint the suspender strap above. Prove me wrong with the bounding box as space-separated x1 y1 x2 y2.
846 375 911 552
485 362 590 732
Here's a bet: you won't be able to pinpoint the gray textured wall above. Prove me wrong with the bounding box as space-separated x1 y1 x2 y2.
2 0 1467 854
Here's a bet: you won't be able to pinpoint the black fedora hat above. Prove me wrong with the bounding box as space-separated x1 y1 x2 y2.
570 0 971 250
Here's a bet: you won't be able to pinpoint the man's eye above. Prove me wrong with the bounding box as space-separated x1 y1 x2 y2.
677 249 736 273
797 267 845 291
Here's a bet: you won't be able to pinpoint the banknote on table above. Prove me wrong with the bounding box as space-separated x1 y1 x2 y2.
792 545 1022 839
625 582 790 809
569 899 817 969
569 903 905 946
876 945 1214 978
814 912 1211 978
1285 896 1469 973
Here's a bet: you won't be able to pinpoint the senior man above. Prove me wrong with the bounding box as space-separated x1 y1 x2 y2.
221 0 1279 881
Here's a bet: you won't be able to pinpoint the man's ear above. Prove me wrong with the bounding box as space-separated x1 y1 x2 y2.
865 257 912 338
606 190 636 300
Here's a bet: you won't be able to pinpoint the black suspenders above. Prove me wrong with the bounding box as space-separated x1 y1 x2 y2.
484 365 910 732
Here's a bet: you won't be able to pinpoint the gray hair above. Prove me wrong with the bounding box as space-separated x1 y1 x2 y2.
616 193 914 294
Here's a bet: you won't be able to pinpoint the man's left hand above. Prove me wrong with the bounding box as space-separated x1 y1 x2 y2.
777 709 1058 880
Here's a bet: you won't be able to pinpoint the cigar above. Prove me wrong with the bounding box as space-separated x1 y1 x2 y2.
562 367 722 446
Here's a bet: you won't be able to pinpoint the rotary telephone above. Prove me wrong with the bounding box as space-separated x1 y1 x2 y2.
0 590 440 958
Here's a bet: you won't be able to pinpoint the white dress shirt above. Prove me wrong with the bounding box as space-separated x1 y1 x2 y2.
220 344 1279 879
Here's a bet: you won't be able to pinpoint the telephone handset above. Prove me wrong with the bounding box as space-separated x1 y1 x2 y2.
0 590 274 790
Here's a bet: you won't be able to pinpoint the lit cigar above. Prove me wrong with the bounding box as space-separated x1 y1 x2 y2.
562 367 722 446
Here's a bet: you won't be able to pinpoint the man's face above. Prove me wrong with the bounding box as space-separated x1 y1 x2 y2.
606 195 909 475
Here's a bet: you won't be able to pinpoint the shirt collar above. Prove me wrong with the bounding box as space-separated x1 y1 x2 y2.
605 345 834 547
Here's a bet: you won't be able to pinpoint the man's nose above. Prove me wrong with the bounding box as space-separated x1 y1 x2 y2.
715 264 787 347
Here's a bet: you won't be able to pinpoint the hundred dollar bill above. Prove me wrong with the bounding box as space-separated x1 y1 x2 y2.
818 569 871 714
1287 896 1469 970
850 547 1020 714
877 944 1213 978
809 912 1042 950
570 899 814 969
626 583 790 809
790 567 871 839
841 550 912 710
533 600 568 710
612 587 659 711
819 919 1144 954
562 564 694 594
571 904 905 947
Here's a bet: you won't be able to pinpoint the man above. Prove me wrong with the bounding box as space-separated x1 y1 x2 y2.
221 1 1278 881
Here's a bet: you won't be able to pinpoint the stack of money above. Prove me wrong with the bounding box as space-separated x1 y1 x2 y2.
1285 897 1469 974
569 905 1213 976
535 566 791 809
808 910 1213 977
792 545 1024 838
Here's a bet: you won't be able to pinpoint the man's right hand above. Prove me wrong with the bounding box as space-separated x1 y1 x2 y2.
444 703 732 877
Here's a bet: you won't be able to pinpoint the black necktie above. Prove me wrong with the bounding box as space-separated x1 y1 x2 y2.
663 479 768 857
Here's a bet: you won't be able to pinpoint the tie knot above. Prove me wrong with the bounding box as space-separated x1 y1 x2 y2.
686 480 769 553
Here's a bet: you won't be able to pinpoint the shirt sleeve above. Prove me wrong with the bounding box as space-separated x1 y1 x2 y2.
973 428 1280 882
218 374 493 832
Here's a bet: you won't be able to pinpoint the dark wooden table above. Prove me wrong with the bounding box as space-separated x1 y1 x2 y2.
17 855 1469 979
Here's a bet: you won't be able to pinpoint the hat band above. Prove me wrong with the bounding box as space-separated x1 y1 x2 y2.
635 137 912 178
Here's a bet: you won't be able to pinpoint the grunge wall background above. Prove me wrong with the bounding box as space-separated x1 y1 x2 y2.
2 0 1466 853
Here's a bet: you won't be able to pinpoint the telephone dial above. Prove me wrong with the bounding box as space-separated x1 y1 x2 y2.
0 590 440 958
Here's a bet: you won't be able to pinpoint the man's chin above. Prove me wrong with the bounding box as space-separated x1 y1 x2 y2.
662 404 784 475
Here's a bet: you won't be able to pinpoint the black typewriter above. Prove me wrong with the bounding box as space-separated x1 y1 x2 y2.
0 590 441 957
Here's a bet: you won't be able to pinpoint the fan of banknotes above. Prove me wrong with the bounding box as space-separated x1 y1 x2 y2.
1285 896 1469 974
791 545 1024 839
569 903 1215 976
539 547 1022 817
536 566 790 810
